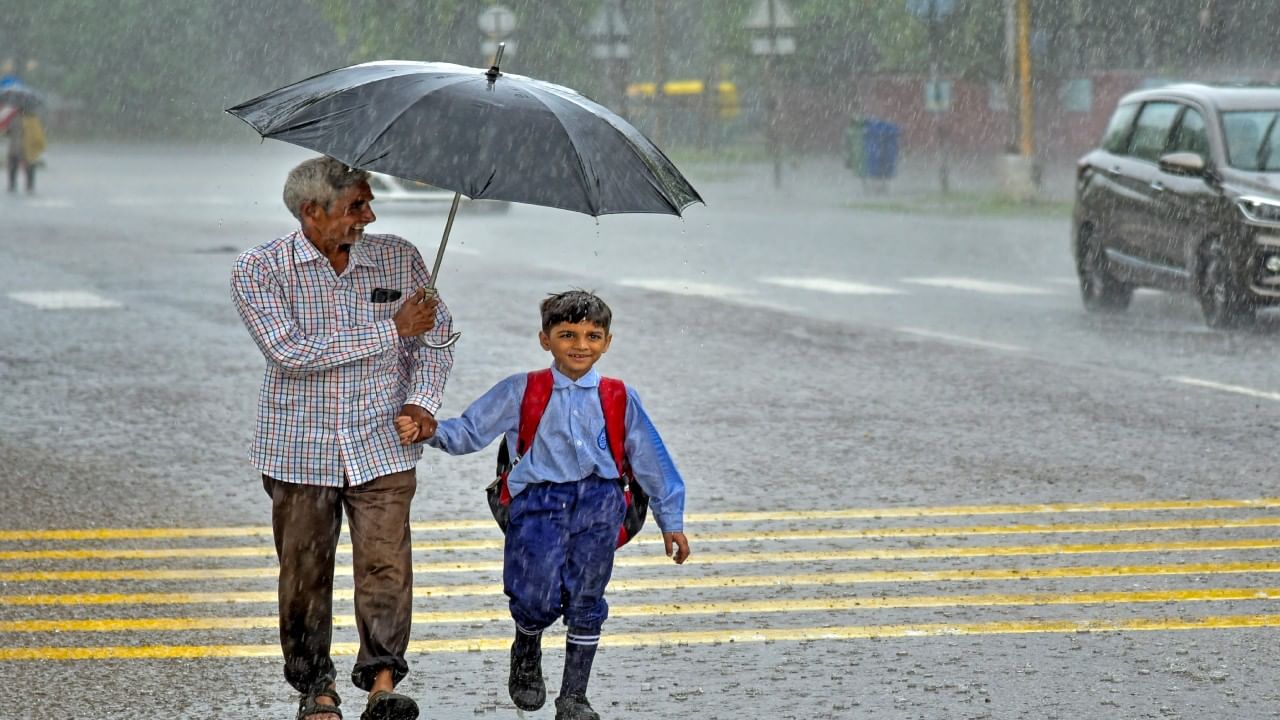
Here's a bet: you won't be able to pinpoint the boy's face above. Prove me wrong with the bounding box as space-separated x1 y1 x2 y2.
540 320 611 381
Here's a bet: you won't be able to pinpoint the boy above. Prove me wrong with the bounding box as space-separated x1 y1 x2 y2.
395 290 690 720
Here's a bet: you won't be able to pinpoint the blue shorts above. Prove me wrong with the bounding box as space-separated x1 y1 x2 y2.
503 475 626 635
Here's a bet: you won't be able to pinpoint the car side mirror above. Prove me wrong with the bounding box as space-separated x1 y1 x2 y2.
1158 151 1206 176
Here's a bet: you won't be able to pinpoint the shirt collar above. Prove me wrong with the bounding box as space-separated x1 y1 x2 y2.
550 364 600 389
289 230 322 265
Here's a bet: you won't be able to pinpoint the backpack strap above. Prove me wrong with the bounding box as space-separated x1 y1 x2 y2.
597 377 628 476
498 369 553 507
517 368 555 457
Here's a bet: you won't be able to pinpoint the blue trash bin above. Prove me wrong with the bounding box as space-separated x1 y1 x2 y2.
863 120 899 180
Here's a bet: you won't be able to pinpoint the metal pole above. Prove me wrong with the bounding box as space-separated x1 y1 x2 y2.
426 192 462 289
653 0 668 145
929 1 948 194
767 0 782 188
421 192 463 349
608 0 628 118
1016 0 1034 158
1004 0 1019 153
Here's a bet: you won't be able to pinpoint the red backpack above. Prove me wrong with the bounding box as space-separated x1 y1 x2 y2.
486 369 649 547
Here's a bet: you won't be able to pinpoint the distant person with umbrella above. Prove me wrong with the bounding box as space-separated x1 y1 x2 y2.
3 94 44 194
231 155 453 720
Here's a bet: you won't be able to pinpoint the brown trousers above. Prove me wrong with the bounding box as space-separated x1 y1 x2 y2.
263 469 416 693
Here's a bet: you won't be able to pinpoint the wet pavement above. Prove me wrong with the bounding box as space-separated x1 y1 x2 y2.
2 142 1280 719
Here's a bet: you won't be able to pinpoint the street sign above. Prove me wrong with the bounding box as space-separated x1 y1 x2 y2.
924 79 952 111
477 5 517 38
591 43 631 60
587 1 629 39
750 37 796 56
906 0 956 18
743 0 796 30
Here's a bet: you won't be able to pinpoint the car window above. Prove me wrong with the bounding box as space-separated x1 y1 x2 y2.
1222 111 1279 171
1100 103 1139 154
1127 102 1180 162
1167 107 1209 159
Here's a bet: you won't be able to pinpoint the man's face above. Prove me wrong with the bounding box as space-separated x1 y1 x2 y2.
539 320 611 381
304 180 376 247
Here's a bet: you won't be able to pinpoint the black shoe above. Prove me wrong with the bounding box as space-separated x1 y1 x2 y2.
508 644 546 710
554 693 600 720
360 689 418 720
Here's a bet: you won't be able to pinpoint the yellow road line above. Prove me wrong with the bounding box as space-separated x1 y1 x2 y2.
7 537 1280 583
3 496 1279 542
9 516 1280 561
5 586 1279 634
6 560 1280 606
5 612 1280 660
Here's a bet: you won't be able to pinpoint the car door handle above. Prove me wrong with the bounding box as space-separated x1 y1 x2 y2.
1150 180 1165 191
1107 166 1121 176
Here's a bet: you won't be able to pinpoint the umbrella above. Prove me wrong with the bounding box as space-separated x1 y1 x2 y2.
226 47 703 348
0 84 42 112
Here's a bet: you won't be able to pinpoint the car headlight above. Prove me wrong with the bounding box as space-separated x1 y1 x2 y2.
1237 196 1280 224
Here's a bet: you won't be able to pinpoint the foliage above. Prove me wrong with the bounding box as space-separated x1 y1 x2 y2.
4 0 346 138
7 0 1280 140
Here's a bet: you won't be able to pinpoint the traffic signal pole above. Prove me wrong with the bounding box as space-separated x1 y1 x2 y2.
1016 0 1034 158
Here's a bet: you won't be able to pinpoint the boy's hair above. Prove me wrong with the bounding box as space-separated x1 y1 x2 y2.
540 290 612 332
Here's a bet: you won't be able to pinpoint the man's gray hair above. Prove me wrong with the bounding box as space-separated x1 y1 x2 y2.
282 156 371 221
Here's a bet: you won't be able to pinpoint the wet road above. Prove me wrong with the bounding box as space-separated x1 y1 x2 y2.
2 142 1280 719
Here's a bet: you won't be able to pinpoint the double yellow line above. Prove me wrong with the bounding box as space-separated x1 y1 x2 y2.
7 515 1280 562
4 536 1280 583
7 559 1280 606
2 495 1278 542
6 613 1280 661
3 586 1278 634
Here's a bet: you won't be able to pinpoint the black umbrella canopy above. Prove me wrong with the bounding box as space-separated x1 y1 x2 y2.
0 85 42 112
227 61 703 217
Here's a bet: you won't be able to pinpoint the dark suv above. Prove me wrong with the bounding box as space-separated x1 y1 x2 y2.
1073 83 1280 327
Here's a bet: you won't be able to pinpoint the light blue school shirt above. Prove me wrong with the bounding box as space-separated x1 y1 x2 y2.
427 365 685 533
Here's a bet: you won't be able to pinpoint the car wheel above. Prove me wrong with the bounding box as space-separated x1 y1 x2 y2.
1198 237 1253 329
1076 224 1133 313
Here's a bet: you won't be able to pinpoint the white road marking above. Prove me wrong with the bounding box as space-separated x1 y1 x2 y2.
7 291 122 310
617 279 744 298
21 198 73 208
1168 376 1280 403
107 197 236 207
902 277 1056 295
895 327 1028 353
759 276 904 295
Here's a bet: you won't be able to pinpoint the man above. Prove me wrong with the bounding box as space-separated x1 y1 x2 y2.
231 155 453 720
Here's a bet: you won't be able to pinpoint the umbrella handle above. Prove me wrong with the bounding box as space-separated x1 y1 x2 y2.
424 331 461 350
418 286 461 349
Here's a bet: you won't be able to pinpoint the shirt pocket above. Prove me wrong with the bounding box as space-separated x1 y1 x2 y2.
357 296 400 327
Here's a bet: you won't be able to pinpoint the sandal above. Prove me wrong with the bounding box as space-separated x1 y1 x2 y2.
297 686 343 720
360 689 419 720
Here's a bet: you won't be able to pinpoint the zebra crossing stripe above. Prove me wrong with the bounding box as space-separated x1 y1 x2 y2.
5 612 1280 661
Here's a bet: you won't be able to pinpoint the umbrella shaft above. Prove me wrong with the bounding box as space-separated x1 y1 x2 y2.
427 192 462 290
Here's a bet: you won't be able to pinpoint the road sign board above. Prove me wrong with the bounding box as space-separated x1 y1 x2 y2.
744 0 797 30
906 0 956 19
478 5 517 37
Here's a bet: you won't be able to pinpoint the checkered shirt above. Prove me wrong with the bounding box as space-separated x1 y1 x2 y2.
231 230 454 487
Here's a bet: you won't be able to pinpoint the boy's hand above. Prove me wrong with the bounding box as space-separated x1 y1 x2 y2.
395 404 437 445
662 531 690 564
394 415 420 445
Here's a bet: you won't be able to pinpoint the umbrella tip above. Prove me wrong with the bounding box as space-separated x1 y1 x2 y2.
485 42 506 81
